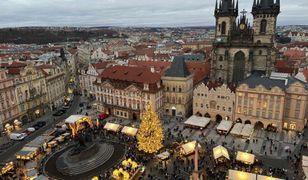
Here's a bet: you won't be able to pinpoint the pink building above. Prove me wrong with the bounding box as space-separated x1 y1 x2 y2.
0 69 19 132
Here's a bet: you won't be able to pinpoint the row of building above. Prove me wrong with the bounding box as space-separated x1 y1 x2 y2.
0 61 69 133
78 56 308 132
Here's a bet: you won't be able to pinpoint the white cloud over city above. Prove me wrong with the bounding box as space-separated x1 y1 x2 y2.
0 0 307 27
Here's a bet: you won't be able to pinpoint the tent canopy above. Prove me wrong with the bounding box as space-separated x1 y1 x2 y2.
230 123 244 136
104 122 121 132
184 115 210 128
121 126 138 137
213 145 230 160
216 120 233 133
156 151 170 160
240 124 254 137
228 169 256 180
236 151 255 165
180 141 201 155
65 115 88 124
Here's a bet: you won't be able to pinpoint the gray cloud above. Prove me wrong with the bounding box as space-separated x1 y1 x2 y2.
0 0 306 27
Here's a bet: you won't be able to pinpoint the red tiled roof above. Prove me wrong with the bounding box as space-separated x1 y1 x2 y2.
128 60 171 75
91 61 114 70
67 48 78 55
283 49 305 60
8 68 22 75
275 60 296 74
36 64 54 69
303 69 308 83
100 65 161 84
186 61 211 85
9 61 26 68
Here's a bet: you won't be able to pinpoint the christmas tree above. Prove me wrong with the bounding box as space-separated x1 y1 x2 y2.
137 105 164 153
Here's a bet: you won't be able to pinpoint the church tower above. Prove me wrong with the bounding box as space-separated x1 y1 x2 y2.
210 0 280 84
252 0 280 44
214 0 238 42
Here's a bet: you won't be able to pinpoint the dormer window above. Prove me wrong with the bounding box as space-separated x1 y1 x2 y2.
144 83 149 91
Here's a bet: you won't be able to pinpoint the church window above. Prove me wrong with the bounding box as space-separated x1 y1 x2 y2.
259 50 262 55
219 56 223 61
221 22 226 35
260 19 267 34
220 65 223 69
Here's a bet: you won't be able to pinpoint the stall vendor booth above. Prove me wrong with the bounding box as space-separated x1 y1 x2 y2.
14 120 22 130
104 122 122 132
65 115 93 138
184 115 210 129
156 151 170 161
227 169 283 180
121 126 138 137
213 145 230 163
216 120 233 135
4 123 14 133
16 147 39 161
236 151 255 165
179 141 201 156
0 161 14 176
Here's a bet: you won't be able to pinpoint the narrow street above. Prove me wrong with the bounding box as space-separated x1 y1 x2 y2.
0 95 81 163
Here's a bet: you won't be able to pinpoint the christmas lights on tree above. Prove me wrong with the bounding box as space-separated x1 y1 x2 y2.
136 105 164 153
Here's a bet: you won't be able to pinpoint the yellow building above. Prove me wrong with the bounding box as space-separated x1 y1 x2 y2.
37 64 66 110
235 73 308 132
9 63 48 123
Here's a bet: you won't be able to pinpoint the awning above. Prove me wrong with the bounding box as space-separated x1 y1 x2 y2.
257 175 284 180
104 122 121 132
65 115 88 124
213 145 230 160
156 151 170 160
179 141 201 155
236 151 255 165
216 120 233 133
14 120 22 125
230 123 244 136
54 136 65 142
228 169 256 180
121 126 138 137
184 115 210 128
16 147 39 160
47 141 58 148
240 124 254 137
302 155 308 179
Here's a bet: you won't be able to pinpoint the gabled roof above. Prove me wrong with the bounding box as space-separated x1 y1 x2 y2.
164 56 191 78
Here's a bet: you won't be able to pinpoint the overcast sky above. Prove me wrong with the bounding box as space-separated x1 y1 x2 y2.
0 0 307 27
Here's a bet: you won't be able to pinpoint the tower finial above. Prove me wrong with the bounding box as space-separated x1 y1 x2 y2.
236 0 239 11
215 0 218 10
253 0 257 7
276 0 280 6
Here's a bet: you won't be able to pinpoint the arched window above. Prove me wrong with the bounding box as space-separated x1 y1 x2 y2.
219 56 223 61
260 19 267 34
221 21 226 35
232 51 246 82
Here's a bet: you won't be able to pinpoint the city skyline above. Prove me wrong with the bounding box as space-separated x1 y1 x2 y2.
0 0 307 28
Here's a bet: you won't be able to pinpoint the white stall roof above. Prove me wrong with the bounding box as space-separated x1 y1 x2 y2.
216 120 233 132
257 175 284 180
104 122 121 132
184 115 211 128
156 151 170 160
65 115 87 124
121 126 138 137
236 151 255 165
213 145 230 160
240 124 255 137
180 141 201 155
228 169 256 180
230 123 244 136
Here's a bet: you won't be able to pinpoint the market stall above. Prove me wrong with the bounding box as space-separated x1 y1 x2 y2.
16 147 39 160
302 155 308 179
179 141 201 156
240 124 254 138
121 126 138 137
0 162 14 176
236 151 255 165
227 169 256 180
156 151 170 160
184 115 211 129
104 122 122 132
230 123 244 136
216 120 233 135
213 145 230 163
257 175 284 180
47 140 58 148
65 115 93 137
